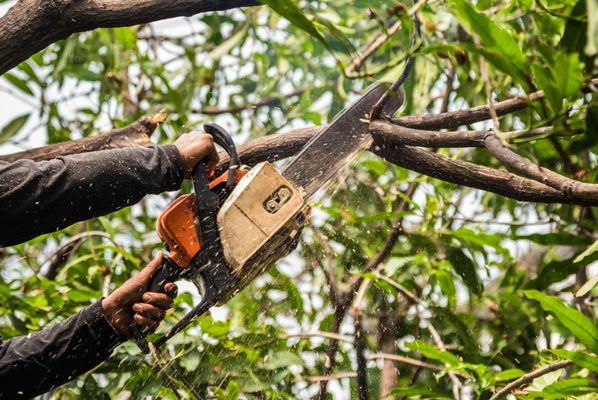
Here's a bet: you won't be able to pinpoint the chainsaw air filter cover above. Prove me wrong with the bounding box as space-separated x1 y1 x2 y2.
217 162 307 275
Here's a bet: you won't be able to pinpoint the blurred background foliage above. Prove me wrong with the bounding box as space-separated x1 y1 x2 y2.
0 0 596 398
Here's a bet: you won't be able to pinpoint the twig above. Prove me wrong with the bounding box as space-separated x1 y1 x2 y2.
367 353 469 379
300 372 358 382
371 271 420 304
489 360 573 400
353 312 369 400
195 86 312 115
283 331 354 344
392 89 546 130
371 122 556 148
345 0 427 76
476 38 500 134
426 322 462 400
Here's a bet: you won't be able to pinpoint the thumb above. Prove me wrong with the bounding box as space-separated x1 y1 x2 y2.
136 252 164 282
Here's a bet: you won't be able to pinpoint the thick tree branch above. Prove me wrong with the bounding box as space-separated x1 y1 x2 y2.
370 121 553 148
0 0 260 75
0 112 165 162
484 134 598 202
393 90 545 130
374 143 598 206
5 86 596 206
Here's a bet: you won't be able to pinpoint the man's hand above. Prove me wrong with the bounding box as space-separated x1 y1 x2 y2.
174 130 219 178
101 252 177 338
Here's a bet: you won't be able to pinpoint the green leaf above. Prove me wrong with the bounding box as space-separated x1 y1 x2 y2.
576 274 598 297
550 349 598 373
559 0 587 56
450 227 505 253
495 368 525 382
406 340 462 367
67 289 99 303
208 24 248 61
3 72 34 96
0 113 30 143
525 257 582 290
260 0 333 55
523 290 598 353
113 27 136 51
262 351 304 370
450 0 529 88
515 233 592 246
574 239 598 264
446 247 482 296
435 269 456 309
532 52 583 113
520 378 598 399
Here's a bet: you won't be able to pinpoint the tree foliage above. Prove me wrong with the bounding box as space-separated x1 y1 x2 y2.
0 0 596 399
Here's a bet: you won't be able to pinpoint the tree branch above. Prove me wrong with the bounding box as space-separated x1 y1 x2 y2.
484 134 598 202
370 121 554 148
489 360 573 400
0 112 165 162
0 0 260 75
392 90 545 130
5 89 596 206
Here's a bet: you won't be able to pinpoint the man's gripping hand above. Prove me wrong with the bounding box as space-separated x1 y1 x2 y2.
101 252 177 338
174 130 219 178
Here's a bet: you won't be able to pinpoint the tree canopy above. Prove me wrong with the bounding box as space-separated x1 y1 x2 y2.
0 0 596 399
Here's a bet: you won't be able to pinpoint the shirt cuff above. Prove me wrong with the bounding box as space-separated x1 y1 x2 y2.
160 144 185 189
85 300 127 348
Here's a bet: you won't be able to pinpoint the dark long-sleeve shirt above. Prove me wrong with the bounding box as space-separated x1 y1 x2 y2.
0 144 184 247
0 302 125 399
0 145 184 398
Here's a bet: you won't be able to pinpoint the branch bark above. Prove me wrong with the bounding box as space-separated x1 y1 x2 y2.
0 0 260 75
484 134 598 202
370 121 554 148
0 112 164 162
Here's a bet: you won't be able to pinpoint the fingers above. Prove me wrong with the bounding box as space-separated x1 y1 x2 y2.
131 286 176 333
136 252 164 281
132 303 166 320
134 314 159 332
173 130 220 178
164 282 178 298
141 291 175 309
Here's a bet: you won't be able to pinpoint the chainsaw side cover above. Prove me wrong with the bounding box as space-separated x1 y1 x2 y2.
156 194 199 268
217 162 305 274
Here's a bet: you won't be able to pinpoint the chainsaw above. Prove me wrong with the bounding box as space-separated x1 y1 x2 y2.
132 82 403 353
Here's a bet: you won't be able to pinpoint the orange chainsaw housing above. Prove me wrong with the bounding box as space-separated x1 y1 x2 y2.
156 170 246 268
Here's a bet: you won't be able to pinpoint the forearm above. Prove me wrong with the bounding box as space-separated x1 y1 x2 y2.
0 302 125 399
0 145 184 246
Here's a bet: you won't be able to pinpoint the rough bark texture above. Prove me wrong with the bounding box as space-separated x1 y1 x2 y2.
392 90 544 130
0 113 162 163
0 0 260 75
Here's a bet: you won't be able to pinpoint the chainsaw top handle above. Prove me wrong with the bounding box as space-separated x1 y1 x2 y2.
202 122 240 195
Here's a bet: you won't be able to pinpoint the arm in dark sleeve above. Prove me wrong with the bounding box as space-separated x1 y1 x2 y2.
0 301 125 399
0 145 184 247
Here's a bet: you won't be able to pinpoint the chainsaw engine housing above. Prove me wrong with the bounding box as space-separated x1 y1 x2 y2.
217 161 307 275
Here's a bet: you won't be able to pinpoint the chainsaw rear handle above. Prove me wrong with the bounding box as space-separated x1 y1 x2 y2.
130 257 181 353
